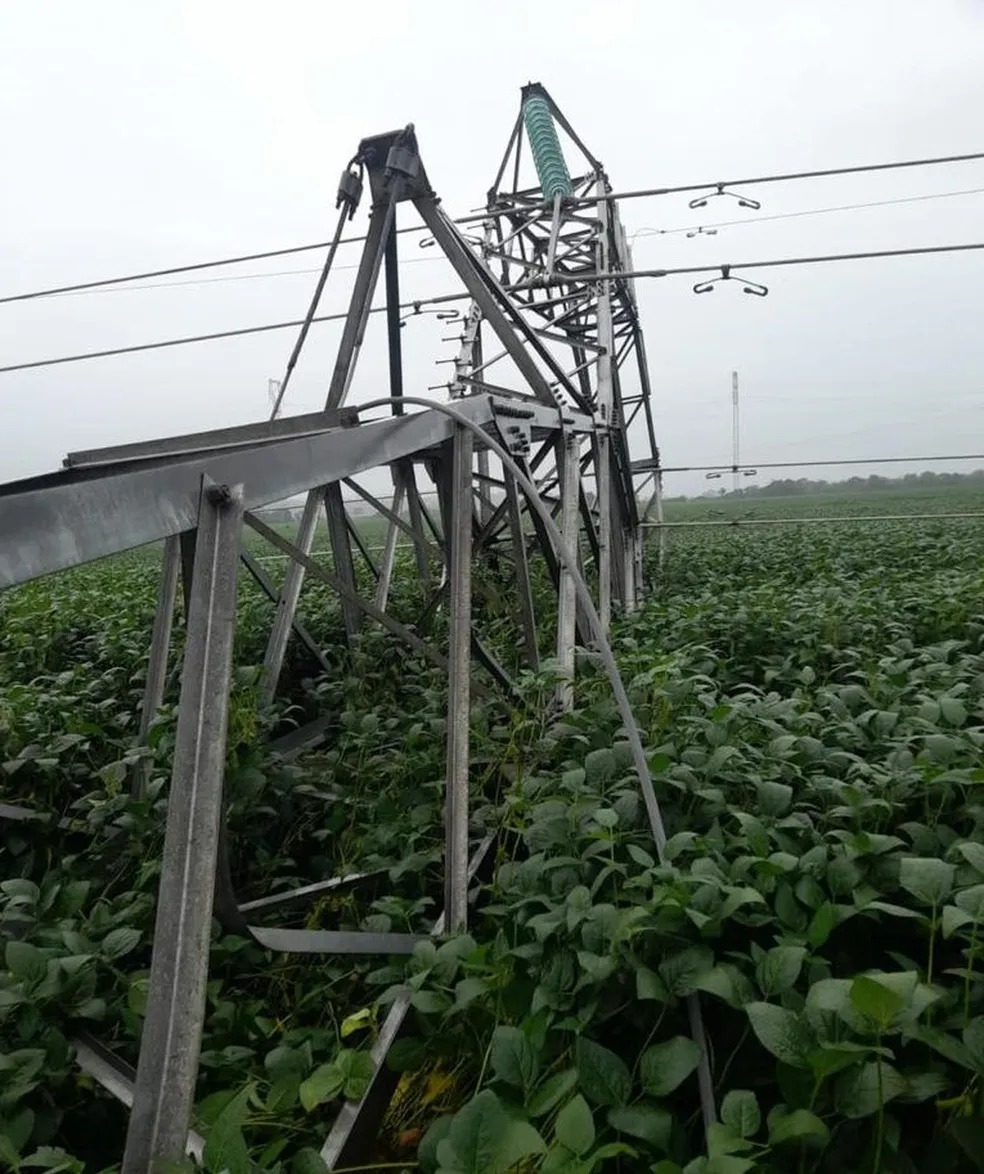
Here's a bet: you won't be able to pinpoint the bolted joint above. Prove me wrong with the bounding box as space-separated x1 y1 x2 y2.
205 482 243 508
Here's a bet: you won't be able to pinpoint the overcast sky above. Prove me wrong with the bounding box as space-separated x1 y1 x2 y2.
2 0 983 497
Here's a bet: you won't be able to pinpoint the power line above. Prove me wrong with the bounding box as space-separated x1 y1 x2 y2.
583 149 984 207
4 148 984 308
630 186 984 239
656 452 984 474
39 256 445 299
3 238 983 377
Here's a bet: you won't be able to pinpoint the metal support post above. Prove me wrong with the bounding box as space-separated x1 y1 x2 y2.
122 479 244 1174
556 433 579 710
131 536 180 798
595 434 612 633
445 426 473 934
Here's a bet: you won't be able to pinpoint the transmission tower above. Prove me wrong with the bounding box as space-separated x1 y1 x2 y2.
0 84 682 1172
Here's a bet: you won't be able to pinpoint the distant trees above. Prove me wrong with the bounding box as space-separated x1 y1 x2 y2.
704 468 984 500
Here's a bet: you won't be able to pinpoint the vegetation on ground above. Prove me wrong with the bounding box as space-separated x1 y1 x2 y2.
4 489 984 1173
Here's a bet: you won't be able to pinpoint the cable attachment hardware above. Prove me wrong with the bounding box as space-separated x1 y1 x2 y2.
688 183 761 211
693 265 769 297
398 301 462 328
336 154 364 221
686 226 718 239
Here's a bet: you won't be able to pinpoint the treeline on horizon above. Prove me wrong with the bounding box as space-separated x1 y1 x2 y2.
670 467 984 501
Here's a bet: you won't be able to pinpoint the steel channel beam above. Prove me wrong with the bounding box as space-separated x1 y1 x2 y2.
445 426 473 934
122 479 243 1174
0 400 501 589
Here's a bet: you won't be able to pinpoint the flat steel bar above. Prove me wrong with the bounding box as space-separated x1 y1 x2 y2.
248 927 422 955
122 479 243 1174
446 426 473 934
131 536 180 799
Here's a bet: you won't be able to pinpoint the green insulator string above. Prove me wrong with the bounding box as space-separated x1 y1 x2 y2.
521 94 573 201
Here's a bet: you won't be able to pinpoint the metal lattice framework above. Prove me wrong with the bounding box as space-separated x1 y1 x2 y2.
0 85 680 1171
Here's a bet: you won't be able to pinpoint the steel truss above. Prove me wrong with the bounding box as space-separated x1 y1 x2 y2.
0 87 675 1171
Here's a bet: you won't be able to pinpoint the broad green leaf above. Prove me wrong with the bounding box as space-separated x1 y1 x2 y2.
942 904 975 937
899 856 955 906
757 780 793 817
640 1036 701 1097
756 946 806 996
956 841 984 874
849 975 905 1028
636 965 668 1003
101 927 142 960
659 946 714 996
490 1026 538 1090
607 1103 672 1149
299 1063 345 1111
768 1108 830 1147
834 1061 906 1118
964 1018 984 1073
554 1095 594 1155
806 903 838 947
575 1037 632 1107
528 1069 579 1118
5 941 46 984
202 1082 253 1174
291 1149 329 1174
746 1002 812 1069
955 885 984 919
584 749 616 785
721 1090 760 1138
940 697 967 727
340 1007 373 1038
435 1090 545 1174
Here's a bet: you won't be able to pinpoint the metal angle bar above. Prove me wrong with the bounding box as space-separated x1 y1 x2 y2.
240 548 332 676
122 479 243 1174
259 489 322 708
445 426 473 934
0 398 497 589
267 713 334 759
374 480 406 612
325 483 362 640
414 198 573 411
383 211 406 417
505 471 539 670
326 196 398 408
320 833 496 1171
63 408 348 469
244 512 450 673
74 1035 206 1162
238 869 383 914
131 536 180 799
398 459 432 585
556 434 580 710
345 513 380 580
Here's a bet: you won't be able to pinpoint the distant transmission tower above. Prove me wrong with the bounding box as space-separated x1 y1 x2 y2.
732 370 740 495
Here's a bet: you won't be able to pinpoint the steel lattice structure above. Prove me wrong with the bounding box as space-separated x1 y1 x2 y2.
0 85 678 1171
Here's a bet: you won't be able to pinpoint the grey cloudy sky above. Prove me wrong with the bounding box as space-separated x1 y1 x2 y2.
2 0 983 496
